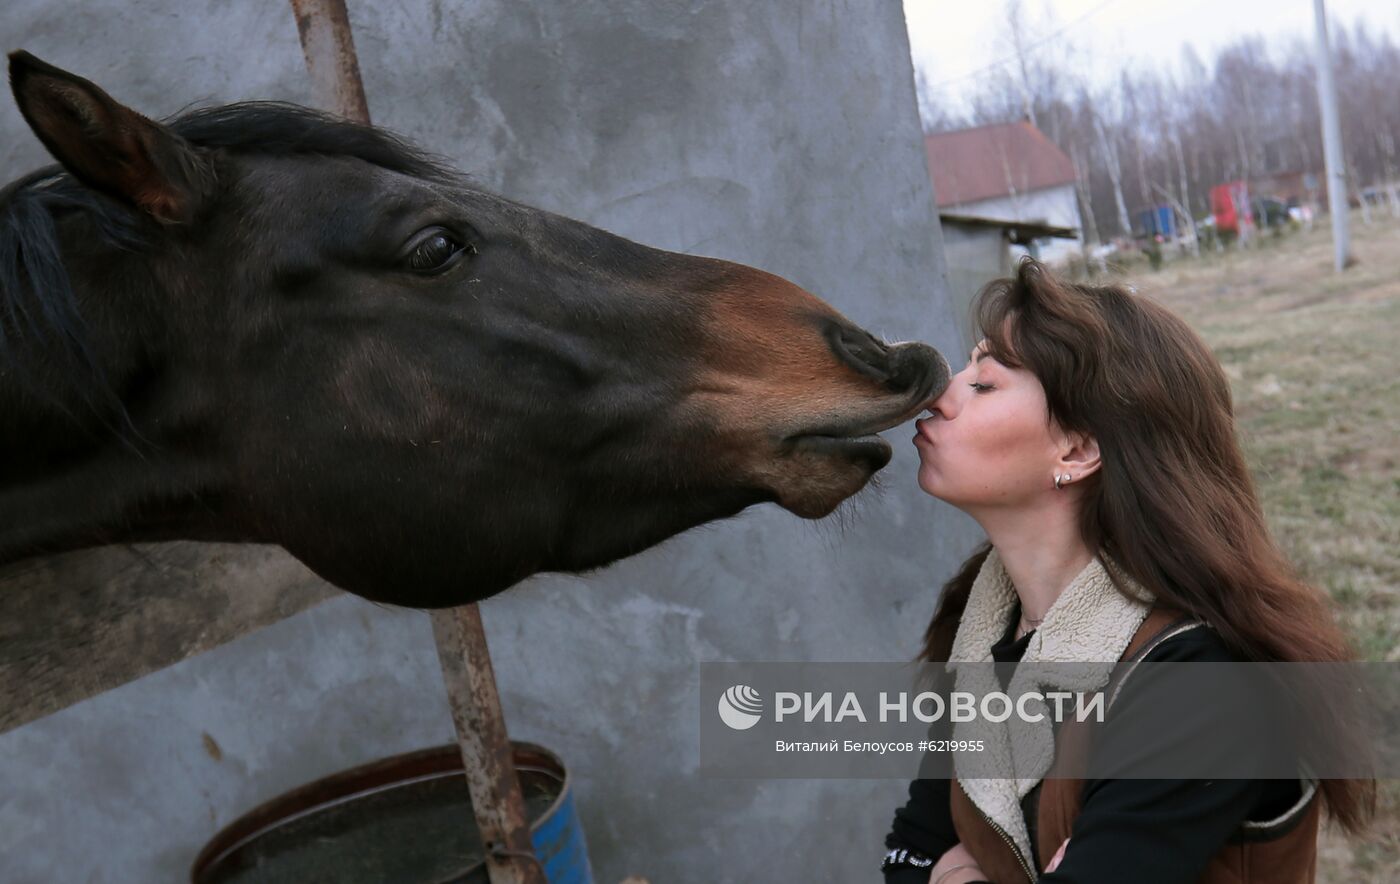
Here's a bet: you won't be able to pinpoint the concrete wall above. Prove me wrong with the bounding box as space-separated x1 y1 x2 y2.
0 2 979 881
946 183 1084 264
941 222 1013 355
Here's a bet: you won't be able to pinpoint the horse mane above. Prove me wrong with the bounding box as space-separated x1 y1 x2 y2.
165 100 464 185
0 101 461 429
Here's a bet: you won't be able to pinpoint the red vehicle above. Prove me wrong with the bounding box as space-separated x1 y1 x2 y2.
1210 180 1254 236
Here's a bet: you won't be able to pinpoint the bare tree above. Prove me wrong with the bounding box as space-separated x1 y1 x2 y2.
1092 97 1134 239
914 8 1400 243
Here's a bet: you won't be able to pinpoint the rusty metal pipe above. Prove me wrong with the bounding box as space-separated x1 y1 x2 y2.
289 0 370 122
432 605 546 884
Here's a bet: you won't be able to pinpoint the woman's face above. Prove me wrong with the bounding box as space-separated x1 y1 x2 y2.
912 337 1066 509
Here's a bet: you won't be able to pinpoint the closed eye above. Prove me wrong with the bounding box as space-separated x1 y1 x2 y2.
969 382 995 393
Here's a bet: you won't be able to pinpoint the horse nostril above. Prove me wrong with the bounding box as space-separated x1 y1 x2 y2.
888 342 950 399
829 323 893 383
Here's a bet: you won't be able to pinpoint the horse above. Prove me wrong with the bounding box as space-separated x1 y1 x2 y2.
0 51 949 609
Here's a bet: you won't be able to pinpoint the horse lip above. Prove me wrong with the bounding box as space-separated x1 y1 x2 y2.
791 429 886 444
789 397 931 443
789 433 893 470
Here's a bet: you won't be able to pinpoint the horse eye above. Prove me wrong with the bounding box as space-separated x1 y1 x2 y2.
406 230 471 274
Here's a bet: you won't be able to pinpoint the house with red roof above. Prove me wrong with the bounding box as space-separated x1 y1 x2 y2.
924 120 1083 265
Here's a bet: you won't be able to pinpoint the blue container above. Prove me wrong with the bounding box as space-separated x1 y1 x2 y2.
192 741 593 884
531 768 592 883
1134 205 1176 238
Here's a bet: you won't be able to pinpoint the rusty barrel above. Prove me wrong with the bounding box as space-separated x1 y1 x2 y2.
191 741 593 884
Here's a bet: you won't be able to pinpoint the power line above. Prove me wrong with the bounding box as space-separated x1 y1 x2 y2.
917 0 1121 92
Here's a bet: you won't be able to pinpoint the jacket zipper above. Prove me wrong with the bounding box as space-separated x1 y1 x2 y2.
956 778 1035 882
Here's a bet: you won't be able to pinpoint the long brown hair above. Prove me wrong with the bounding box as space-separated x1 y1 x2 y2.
920 258 1374 834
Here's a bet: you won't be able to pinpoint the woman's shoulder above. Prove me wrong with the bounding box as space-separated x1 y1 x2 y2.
1137 620 1242 662
1113 623 1253 726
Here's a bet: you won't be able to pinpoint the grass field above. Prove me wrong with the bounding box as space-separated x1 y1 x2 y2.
1122 214 1399 881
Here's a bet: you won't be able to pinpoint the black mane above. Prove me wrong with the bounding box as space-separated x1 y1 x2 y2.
0 101 460 428
166 100 463 185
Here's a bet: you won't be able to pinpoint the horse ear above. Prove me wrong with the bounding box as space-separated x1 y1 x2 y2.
8 50 212 224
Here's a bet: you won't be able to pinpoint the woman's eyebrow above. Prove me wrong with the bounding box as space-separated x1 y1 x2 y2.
973 351 1009 375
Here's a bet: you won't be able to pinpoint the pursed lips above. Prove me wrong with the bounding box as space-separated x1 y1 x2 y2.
912 415 937 446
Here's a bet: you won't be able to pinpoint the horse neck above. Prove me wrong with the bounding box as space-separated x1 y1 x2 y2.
0 260 232 568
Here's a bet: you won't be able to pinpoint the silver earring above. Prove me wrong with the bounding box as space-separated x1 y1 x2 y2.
1054 473 1068 490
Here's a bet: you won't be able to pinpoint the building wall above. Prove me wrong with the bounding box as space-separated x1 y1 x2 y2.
946 182 1084 264
940 223 1011 355
0 2 980 882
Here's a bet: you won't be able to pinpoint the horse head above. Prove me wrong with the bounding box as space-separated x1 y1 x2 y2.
1 51 949 606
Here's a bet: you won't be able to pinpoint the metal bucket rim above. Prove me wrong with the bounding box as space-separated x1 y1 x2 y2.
190 740 572 883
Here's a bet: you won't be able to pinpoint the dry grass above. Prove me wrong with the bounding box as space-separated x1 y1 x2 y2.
1121 214 1400 882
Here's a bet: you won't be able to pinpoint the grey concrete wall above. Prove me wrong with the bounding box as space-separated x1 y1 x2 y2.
0 1 979 881
941 222 1012 355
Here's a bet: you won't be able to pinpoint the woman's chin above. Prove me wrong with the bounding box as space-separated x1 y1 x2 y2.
916 465 942 498
917 469 970 510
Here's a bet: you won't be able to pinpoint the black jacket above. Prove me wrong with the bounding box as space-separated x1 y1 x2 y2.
882 607 1301 883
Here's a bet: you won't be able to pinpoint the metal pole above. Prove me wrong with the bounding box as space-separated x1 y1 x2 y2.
288 0 370 122
432 606 546 884
287 3 544 882
1313 0 1353 271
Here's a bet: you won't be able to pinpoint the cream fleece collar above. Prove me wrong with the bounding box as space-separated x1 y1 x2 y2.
947 545 1156 870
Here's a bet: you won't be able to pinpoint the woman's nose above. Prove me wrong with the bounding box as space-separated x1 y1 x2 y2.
927 382 955 418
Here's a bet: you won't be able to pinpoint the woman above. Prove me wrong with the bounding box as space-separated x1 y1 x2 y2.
880 259 1373 883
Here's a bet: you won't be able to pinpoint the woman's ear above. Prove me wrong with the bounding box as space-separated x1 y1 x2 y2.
1057 430 1101 481
8 50 213 224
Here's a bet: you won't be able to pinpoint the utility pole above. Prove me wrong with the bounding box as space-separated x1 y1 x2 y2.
1313 0 1353 271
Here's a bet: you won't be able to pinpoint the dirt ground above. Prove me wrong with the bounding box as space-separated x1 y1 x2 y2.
1118 214 1400 882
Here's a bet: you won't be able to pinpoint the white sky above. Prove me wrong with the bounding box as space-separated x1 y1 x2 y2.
904 0 1400 115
